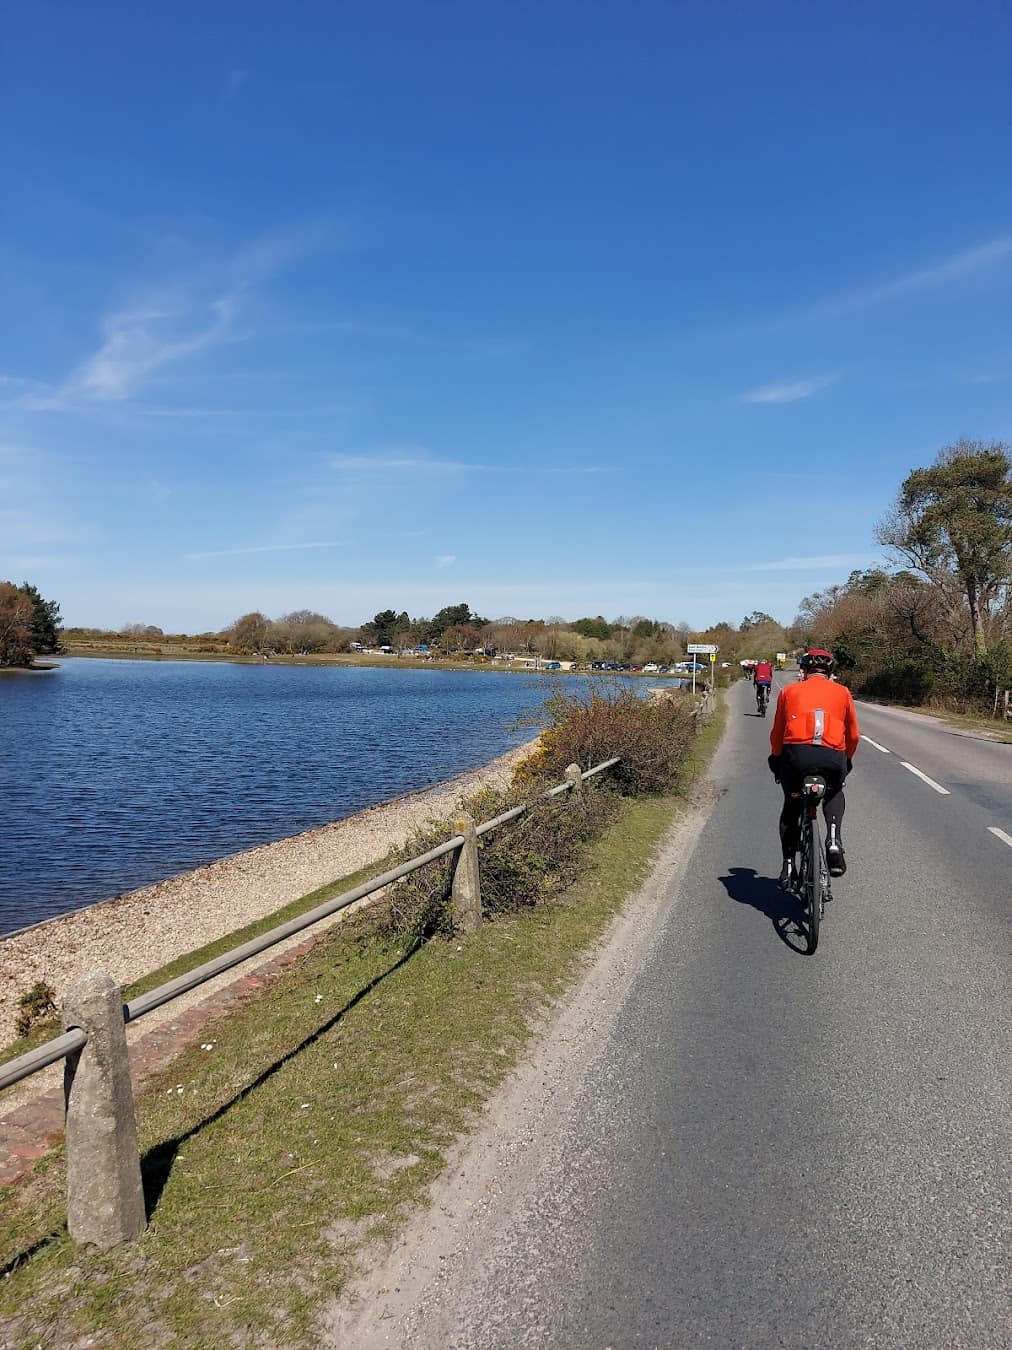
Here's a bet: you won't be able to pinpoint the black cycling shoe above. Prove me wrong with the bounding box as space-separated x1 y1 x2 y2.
778 858 794 890
826 841 846 877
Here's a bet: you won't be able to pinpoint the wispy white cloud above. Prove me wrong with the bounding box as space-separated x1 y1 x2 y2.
964 369 1012 385
185 540 347 561
40 221 340 408
331 453 478 473
433 554 457 569
804 236 1012 322
544 464 616 475
744 553 878 572
222 68 249 102
330 452 615 475
0 441 93 553
66 295 238 401
716 236 1012 341
741 374 838 404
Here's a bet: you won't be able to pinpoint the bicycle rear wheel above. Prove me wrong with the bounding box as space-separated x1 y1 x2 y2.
804 814 822 952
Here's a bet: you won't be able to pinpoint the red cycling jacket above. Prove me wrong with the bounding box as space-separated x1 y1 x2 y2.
770 673 860 758
754 660 773 683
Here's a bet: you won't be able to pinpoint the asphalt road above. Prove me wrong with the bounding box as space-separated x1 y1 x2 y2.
390 679 1011 1349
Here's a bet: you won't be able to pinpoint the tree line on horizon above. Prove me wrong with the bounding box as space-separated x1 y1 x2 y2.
65 604 791 668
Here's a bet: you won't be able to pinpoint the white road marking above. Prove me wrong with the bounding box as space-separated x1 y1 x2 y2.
987 826 1012 849
862 736 890 753
900 762 950 795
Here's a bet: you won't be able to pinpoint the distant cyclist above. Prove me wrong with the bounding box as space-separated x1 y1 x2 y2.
753 658 773 713
768 649 860 888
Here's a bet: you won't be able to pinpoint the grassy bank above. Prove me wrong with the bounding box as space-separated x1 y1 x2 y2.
1 702 725 1348
855 697 1012 744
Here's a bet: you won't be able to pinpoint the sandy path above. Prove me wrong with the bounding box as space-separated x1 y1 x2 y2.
1 740 536 1048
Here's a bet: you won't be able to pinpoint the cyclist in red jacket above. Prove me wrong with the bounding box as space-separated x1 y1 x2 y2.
768 649 860 888
753 658 773 713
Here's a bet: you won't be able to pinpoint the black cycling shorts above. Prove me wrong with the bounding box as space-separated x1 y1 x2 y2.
779 743 847 793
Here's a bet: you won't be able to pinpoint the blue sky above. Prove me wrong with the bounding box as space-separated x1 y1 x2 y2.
3 1 1011 632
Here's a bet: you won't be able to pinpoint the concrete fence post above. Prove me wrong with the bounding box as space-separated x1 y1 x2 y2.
451 815 482 935
564 763 584 805
62 971 146 1248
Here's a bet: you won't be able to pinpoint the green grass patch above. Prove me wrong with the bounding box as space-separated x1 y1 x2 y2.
0 787 705 1347
683 690 727 778
895 704 1012 744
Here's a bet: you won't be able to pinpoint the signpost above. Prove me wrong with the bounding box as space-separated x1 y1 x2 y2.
687 643 718 697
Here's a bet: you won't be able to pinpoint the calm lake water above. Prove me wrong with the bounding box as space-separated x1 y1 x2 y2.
0 658 572 934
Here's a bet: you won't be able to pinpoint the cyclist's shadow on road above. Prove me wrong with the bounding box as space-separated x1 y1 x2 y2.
718 867 809 955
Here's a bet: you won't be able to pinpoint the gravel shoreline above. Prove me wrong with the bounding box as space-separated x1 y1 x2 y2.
0 740 537 1047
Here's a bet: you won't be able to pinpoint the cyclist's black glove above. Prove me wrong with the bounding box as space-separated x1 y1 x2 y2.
767 753 781 781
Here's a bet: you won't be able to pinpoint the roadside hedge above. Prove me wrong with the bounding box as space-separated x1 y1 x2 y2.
383 683 699 939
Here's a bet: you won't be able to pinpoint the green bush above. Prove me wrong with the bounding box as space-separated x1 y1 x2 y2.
854 659 936 705
527 683 697 796
382 683 701 940
383 780 617 941
852 645 1012 713
15 981 57 1038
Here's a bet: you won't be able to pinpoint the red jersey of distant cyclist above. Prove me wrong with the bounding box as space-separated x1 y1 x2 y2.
770 672 860 758
754 660 773 683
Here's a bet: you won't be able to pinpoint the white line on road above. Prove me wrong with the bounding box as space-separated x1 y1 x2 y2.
862 736 890 753
987 826 1012 849
900 762 950 795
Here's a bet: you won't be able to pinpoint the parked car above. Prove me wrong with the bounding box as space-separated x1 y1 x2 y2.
643 663 659 673
675 660 707 672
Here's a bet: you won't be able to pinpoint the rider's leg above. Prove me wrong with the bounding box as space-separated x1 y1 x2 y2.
778 790 802 855
777 750 804 886
819 753 848 875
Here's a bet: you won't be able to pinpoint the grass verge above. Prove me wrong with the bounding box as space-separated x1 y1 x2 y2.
897 704 1012 744
1 702 725 1348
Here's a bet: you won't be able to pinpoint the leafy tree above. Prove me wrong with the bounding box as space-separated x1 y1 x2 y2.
274 610 339 653
741 610 776 630
632 618 660 640
572 616 612 640
228 611 272 653
441 622 482 653
877 439 1012 656
430 603 488 633
0 582 34 666
360 609 400 645
17 583 63 654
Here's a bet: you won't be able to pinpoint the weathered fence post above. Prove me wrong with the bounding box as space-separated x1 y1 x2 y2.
62 971 146 1248
564 763 584 805
451 814 482 934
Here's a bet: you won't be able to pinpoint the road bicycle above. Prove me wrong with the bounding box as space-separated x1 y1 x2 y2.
755 683 770 717
795 775 832 952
